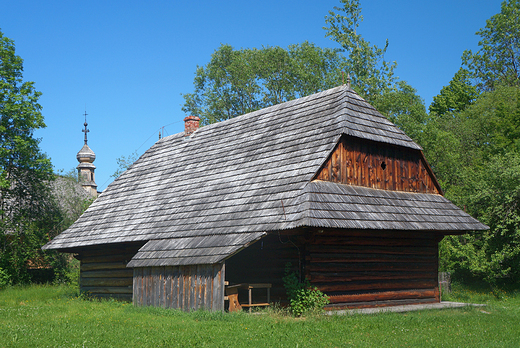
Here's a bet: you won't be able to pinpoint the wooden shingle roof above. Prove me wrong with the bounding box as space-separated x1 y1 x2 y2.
43 85 487 266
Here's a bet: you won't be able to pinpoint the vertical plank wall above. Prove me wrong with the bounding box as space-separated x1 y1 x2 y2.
133 263 225 311
307 230 442 308
77 243 144 301
315 135 441 194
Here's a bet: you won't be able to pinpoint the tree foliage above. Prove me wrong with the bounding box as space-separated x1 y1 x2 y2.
111 151 139 179
0 30 84 284
182 42 345 124
462 0 520 91
430 84 520 284
323 0 396 102
429 68 479 116
422 2 520 286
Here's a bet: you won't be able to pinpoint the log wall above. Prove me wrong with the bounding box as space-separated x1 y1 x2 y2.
133 263 225 311
315 136 441 194
226 229 442 309
306 229 442 308
76 243 144 301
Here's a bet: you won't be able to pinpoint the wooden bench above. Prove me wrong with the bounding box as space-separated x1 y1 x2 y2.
225 283 271 312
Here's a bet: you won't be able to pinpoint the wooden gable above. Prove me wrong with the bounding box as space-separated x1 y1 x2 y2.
314 135 442 194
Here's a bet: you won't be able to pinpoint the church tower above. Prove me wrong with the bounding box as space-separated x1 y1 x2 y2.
76 113 98 197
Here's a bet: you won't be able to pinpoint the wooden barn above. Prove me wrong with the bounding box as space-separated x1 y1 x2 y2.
43 85 487 311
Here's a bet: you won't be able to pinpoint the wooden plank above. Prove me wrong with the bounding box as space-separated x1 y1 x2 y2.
81 262 128 272
309 262 437 273
145 267 152 307
325 298 438 310
82 286 133 294
241 303 270 307
79 254 133 264
331 144 340 182
92 293 133 302
133 268 141 306
311 271 435 282
328 289 436 304
212 263 224 311
308 229 437 240
82 269 134 278
317 279 437 293
204 265 212 310
81 278 133 287
172 266 179 309
164 266 172 308
306 245 437 256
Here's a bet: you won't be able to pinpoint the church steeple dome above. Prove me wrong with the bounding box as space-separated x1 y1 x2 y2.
76 112 98 197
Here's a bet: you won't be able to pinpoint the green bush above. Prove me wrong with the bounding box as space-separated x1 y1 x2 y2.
0 267 11 288
282 263 329 316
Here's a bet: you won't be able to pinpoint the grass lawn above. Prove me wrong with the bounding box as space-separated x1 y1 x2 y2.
0 283 519 347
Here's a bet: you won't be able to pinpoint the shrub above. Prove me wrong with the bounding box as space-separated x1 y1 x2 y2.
282 263 329 316
0 267 11 288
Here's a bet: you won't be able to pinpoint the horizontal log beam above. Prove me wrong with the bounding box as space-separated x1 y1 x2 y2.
325 298 438 310
82 269 134 278
306 245 437 256
309 256 435 263
308 263 437 273
310 272 434 283
328 289 436 304
81 277 133 287
79 254 134 264
88 293 133 301
316 280 436 293
81 286 133 294
311 238 434 247
81 262 128 272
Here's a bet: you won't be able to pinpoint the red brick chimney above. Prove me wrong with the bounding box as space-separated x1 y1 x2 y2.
184 115 200 136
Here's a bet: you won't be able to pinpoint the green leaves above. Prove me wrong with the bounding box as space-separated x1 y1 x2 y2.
430 68 479 116
0 29 61 284
462 0 520 91
182 42 345 125
282 263 329 317
324 0 396 102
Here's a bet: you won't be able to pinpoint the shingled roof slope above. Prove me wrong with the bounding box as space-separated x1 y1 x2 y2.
43 85 487 266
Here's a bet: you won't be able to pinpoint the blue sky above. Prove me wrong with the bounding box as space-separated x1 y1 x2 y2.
1 0 502 191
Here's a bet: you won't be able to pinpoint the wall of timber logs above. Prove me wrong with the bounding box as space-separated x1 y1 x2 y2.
315 135 441 194
133 263 225 311
306 229 442 308
75 243 144 301
226 229 442 309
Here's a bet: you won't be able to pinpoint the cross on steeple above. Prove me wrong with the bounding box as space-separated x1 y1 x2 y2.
82 111 89 145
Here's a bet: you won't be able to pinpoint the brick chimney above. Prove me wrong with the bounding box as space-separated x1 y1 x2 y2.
184 115 200 136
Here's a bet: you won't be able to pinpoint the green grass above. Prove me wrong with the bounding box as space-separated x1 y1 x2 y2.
1 284 519 347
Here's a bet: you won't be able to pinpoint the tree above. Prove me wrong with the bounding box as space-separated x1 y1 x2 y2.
182 42 345 125
0 29 58 284
429 68 479 116
112 151 139 179
372 81 428 142
462 0 520 91
440 151 520 285
427 85 520 285
323 0 396 102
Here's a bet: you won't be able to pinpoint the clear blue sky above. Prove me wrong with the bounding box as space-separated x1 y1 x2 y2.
1 0 502 191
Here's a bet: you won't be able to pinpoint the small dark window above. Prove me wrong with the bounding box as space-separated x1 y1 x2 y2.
381 161 387 170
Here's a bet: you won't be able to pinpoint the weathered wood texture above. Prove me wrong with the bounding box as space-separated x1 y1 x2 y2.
133 263 225 311
315 136 441 194
306 229 441 307
76 243 143 301
226 229 441 308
